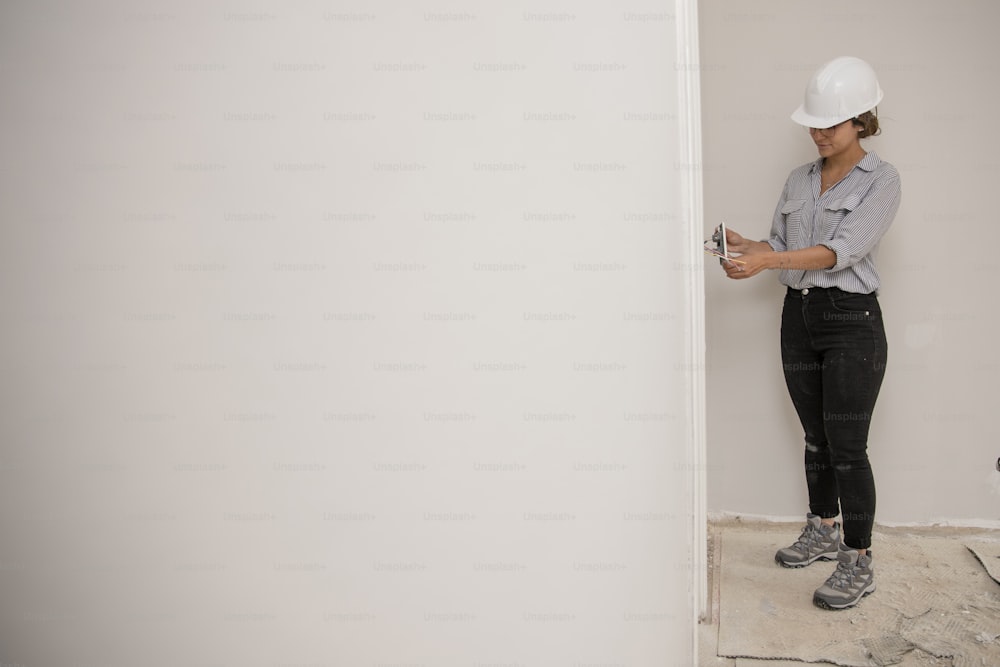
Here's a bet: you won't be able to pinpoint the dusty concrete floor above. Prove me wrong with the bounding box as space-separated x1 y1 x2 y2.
699 517 1000 666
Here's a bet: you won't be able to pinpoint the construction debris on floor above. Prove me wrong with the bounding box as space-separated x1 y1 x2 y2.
702 519 1000 666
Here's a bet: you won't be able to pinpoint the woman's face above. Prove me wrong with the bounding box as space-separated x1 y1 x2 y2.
808 119 861 159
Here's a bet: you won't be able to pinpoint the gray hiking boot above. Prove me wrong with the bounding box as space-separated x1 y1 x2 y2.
813 545 875 610
774 514 841 568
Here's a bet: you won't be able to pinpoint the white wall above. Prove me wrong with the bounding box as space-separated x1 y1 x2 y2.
700 0 1000 526
0 1 704 665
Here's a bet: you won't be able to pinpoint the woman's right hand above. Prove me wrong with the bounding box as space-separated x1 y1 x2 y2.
724 227 753 255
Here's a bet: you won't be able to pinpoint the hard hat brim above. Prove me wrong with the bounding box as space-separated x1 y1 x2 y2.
790 91 883 129
790 105 858 129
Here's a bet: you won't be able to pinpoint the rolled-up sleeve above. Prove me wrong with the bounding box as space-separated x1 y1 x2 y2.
821 166 901 273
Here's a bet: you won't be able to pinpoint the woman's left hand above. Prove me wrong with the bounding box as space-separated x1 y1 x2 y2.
723 253 771 279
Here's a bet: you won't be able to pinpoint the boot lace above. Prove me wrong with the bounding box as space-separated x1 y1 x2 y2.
824 560 857 590
792 524 823 552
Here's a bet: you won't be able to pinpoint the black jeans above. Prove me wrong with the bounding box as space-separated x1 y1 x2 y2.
781 287 887 550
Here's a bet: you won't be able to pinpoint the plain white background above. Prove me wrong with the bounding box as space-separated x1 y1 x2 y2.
0 1 703 665
701 0 1000 526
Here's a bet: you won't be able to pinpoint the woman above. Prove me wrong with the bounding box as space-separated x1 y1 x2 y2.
722 56 901 610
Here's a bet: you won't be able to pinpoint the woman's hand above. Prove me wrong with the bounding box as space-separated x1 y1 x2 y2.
718 226 779 278
723 252 772 279
724 227 754 255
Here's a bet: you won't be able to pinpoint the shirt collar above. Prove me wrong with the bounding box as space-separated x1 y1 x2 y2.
857 152 880 171
809 151 881 175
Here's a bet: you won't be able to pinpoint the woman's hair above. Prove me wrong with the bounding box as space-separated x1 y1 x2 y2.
852 110 880 138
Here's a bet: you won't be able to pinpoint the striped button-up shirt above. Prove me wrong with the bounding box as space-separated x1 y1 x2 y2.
766 151 901 294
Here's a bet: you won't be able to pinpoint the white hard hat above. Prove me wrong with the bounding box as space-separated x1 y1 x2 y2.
791 56 883 128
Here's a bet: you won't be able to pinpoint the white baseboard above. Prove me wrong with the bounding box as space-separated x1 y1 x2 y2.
708 510 1000 532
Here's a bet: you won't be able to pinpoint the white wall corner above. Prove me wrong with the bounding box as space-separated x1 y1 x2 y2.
675 0 708 629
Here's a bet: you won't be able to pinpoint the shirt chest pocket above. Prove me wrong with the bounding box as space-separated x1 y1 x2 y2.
822 194 863 235
780 199 807 245
781 199 807 219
